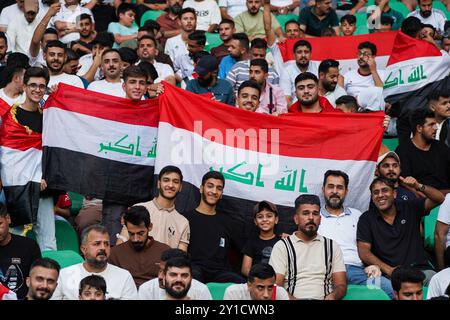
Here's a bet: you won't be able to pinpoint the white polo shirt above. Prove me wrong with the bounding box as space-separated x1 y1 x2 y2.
407 9 447 33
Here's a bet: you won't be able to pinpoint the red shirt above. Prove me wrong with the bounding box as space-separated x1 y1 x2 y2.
288 96 340 113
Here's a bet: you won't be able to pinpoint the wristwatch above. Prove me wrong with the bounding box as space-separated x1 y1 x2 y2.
417 184 426 192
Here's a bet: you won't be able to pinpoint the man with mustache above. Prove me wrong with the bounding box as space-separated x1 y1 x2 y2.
269 194 347 300
108 206 170 288
298 0 339 37
70 13 96 57
407 0 447 34
88 48 125 97
52 224 138 300
156 0 183 47
317 170 394 298
25 258 60 300
318 59 346 108
162 256 193 300
165 7 197 64
236 80 261 112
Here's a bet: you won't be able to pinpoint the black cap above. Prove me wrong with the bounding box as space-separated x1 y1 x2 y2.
253 200 278 217
194 55 219 77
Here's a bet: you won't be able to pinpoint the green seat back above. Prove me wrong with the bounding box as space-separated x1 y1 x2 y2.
42 250 84 269
140 10 166 27
354 12 369 35
382 138 399 151
206 282 235 300
423 286 428 299
276 14 299 32
68 192 84 217
389 1 411 18
431 1 450 19
205 32 223 52
343 284 390 300
424 205 440 249
55 220 80 253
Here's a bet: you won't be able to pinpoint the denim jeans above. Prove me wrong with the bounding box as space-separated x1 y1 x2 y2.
346 264 394 299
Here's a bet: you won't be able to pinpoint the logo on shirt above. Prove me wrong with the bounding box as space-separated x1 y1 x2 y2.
168 226 176 237
219 237 225 247
401 219 406 224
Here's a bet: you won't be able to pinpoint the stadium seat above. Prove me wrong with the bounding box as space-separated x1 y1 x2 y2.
205 32 223 52
206 282 235 300
424 205 440 249
382 138 399 151
68 192 84 217
423 286 428 299
55 220 80 253
140 10 165 27
431 1 450 19
389 1 411 18
343 284 390 300
276 14 299 32
42 250 84 269
354 12 369 35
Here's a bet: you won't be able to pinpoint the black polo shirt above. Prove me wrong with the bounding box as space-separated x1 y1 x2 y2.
298 7 339 37
357 198 430 268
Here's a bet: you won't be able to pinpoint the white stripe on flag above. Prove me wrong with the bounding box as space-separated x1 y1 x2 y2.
43 108 158 166
313 56 389 74
0 146 42 186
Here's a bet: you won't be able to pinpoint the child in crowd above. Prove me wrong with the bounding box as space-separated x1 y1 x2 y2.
340 14 357 36
107 3 139 48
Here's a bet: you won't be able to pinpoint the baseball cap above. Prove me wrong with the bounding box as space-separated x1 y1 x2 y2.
194 55 219 77
253 200 278 217
377 151 400 166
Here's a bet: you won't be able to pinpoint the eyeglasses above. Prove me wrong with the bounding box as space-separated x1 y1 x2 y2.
27 83 47 91
358 51 372 57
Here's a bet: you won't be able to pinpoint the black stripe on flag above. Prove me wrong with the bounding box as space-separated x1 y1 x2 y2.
4 182 40 227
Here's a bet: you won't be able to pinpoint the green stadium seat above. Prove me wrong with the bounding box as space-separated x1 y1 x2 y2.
205 32 223 52
382 138 399 151
354 12 369 35
42 250 84 269
423 286 428 299
389 1 411 18
276 14 299 32
55 220 80 253
424 205 440 249
343 284 390 300
431 1 450 19
206 282 235 300
68 192 84 217
140 10 165 27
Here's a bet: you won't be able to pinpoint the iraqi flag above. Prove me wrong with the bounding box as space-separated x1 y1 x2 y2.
42 84 159 205
277 31 397 74
0 100 42 227
157 84 384 234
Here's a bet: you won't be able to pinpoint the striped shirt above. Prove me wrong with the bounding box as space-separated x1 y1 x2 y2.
226 60 280 93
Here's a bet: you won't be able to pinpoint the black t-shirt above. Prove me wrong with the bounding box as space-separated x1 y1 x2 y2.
242 235 281 265
0 234 41 299
183 209 244 270
15 107 43 133
357 198 430 268
395 139 450 190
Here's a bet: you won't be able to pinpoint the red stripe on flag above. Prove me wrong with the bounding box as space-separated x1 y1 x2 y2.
44 83 159 127
278 31 397 62
386 32 443 66
158 83 384 161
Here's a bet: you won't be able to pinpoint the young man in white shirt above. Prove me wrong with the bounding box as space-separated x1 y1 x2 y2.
88 49 125 97
165 7 196 63
0 65 26 106
182 0 221 32
52 0 94 44
407 0 447 34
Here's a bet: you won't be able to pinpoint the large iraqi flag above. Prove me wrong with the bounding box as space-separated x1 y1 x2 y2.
157 84 384 233
42 84 159 205
0 101 42 227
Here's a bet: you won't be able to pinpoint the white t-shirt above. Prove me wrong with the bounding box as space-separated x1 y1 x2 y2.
51 4 94 44
271 0 294 6
6 12 45 54
218 0 247 18
88 79 126 98
164 34 188 64
138 278 212 300
77 53 101 81
407 9 446 33
153 61 175 83
0 4 22 30
223 283 289 300
426 267 450 299
48 73 85 89
51 263 138 300
279 60 319 101
0 89 26 106
343 69 386 98
437 194 450 249
183 0 221 31
323 85 347 107
29 50 46 68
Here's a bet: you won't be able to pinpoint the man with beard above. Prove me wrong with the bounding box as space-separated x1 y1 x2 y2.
52 224 138 300
182 0 221 32
156 0 183 48
162 256 193 300
173 30 206 85
357 177 443 285
340 41 385 98
165 7 196 64
70 14 96 57
53 0 94 45
45 40 84 90
407 0 446 35
117 166 190 251
88 49 125 97
186 54 235 105
25 258 60 300
108 206 170 288
286 72 338 113
269 194 347 300
298 0 339 37
183 171 246 284
236 80 260 112
0 0 25 33
234 0 283 40
318 59 346 108
218 32 249 79
0 32 6 67
317 170 394 298
211 19 236 63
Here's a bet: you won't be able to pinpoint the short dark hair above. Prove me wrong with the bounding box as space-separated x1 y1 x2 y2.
159 165 183 182
285 19 300 28
321 28 336 37
124 206 151 228
138 35 157 47
248 263 276 282
79 13 92 23
0 31 7 43
138 61 159 82
369 177 396 193
4 65 26 85
65 48 79 62
358 41 377 56
79 275 107 296
231 33 249 51
409 108 435 134
24 67 50 86
219 19 235 28
161 249 191 262
123 65 148 82
335 95 358 111
323 170 349 188
188 30 206 46
250 58 268 73
401 16 423 38
142 19 160 32
164 256 192 274
117 3 136 17
44 40 66 53
340 14 356 25
44 28 58 37
118 47 138 65
92 32 115 49
0 203 8 218
318 59 339 75
294 194 321 211
380 14 394 26
293 39 312 53
30 258 61 274
6 52 30 69
238 79 261 96
101 48 121 60
428 90 450 102
294 72 318 86
181 7 196 18
391 265 425 292
250 38 267 50
201 170 225 187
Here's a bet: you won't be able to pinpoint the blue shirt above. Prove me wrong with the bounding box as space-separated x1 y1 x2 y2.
185 78 235 106
218 55 236 79
107 22 138 48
